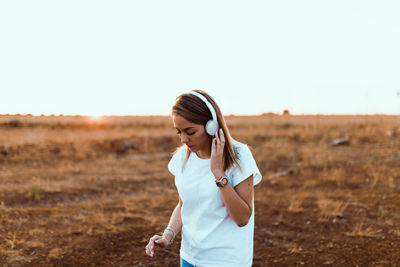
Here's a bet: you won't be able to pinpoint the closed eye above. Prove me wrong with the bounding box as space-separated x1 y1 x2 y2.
176 131 196 135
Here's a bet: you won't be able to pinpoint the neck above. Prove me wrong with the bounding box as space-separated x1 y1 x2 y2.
196 146 211 159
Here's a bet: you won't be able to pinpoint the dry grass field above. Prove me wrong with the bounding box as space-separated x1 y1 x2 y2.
0 114 399 266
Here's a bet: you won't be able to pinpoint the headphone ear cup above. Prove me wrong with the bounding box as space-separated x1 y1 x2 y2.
206 120 219 136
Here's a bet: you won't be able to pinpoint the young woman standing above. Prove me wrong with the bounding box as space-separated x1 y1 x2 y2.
145 90 262 267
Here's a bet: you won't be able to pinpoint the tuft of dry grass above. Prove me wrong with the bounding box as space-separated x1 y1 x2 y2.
389 229 400 237
317 198 349 222
346 223 383 238
1 249 35 265
287 196 304 213
48 248 64 260
26 185 44 202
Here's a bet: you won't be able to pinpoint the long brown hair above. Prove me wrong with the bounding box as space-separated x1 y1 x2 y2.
171 89 240 172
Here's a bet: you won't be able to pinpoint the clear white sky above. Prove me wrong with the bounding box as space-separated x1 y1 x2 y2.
1 0 399 116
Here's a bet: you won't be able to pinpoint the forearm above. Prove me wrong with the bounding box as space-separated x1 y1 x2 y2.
164 203 182 242
210 131 253 227
218 183 252 227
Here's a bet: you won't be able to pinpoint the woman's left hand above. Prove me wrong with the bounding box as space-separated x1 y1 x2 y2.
211 128 226 179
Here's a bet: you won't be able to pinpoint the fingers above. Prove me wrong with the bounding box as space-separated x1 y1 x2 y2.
220 128 225 143
215 129 225 153
145 235 161 257
211 131 217 154
211 129 225 158
216 129 225 143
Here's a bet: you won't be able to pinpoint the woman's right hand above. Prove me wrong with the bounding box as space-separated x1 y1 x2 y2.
145 234 169 257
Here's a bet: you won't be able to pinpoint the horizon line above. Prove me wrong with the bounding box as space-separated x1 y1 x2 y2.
1 112 399 117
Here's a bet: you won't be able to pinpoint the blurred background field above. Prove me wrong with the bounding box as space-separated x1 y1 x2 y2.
0 114 400 266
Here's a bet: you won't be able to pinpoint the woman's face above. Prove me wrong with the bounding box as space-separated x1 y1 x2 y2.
172 115 211 154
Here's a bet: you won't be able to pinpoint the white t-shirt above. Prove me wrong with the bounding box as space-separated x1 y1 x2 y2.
168 140 262 267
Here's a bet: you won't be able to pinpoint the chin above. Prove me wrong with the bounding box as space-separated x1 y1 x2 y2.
187 145 196 151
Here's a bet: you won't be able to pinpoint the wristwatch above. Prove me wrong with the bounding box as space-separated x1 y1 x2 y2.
215 175 229 188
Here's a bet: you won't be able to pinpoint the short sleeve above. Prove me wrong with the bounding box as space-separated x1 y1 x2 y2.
229 144 262 187
168 146 185 176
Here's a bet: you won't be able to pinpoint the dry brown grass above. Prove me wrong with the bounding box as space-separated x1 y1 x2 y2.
317 198 349 222
1 114 400 266
346 223 384 238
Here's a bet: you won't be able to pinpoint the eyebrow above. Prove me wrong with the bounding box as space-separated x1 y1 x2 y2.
176 127 195 131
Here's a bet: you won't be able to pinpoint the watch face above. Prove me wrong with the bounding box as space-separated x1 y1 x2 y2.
222 178 228 185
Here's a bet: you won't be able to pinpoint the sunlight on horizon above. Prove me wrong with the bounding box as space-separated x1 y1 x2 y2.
87 115 104 122
1 88 399 117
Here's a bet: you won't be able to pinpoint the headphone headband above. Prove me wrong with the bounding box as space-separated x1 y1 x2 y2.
188 91 217 122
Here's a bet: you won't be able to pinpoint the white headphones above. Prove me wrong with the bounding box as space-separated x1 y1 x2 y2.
189 91 220 136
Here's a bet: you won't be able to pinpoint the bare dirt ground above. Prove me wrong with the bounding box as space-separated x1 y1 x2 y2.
0 114 399 266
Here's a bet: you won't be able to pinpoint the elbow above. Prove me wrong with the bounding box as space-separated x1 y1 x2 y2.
238 206 253 227
236 219 249 228
235 207 252 227
237 222 248 228
236 216 251 228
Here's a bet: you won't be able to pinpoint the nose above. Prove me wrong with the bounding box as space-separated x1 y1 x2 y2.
180 133 189 144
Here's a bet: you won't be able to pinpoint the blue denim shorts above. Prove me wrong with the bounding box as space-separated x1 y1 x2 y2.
181 257 196 267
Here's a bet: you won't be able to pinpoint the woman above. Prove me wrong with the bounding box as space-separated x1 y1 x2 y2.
145 90 262 267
